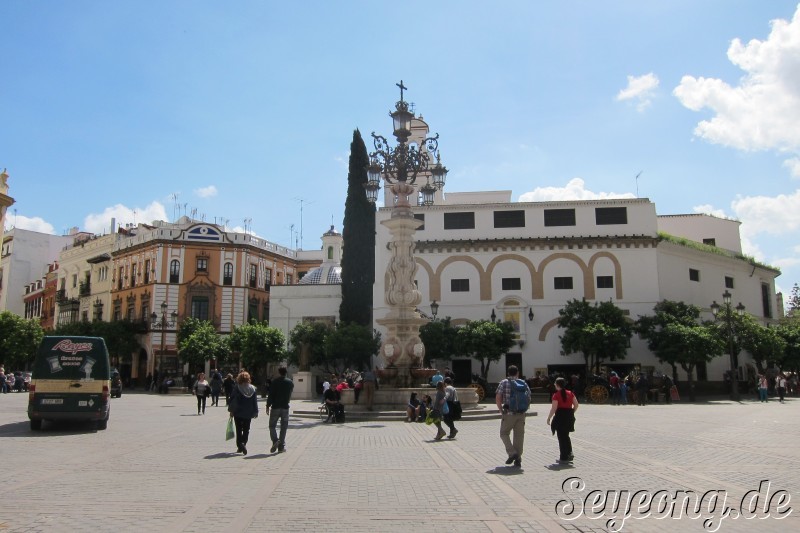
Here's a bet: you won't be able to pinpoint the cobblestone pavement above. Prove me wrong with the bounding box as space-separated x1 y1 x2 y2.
0 391 798 532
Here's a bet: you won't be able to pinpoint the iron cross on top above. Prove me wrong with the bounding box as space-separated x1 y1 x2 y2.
396 80 407 102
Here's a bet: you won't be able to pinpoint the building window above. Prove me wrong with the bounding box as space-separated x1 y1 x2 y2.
265 268 272 290
450 279 470 292
130 264 137 287
248 300 258 322
689 268 700 282
595 207 628 225
191 297 209 321
144 260 151 283
444 212 475 230
127 304 135 320
597 276 614 289
170 260 180 283
72 274 78 288
703 238 716 246
223 262 233 286
263 302 270 323
327 246 334 260
544 208 576 227
501 277 521 290
249 264 257 288
725 276 734 289
494 210 525 228
762 283 772 318
197 257 208 272
554 277 573 290
414 213 425 231
286 274 293 285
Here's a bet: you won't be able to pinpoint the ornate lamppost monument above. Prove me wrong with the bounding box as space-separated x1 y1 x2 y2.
364 81 448 388
151 301 178 380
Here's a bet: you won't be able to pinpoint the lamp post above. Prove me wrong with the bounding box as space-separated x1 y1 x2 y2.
710 290 745 401
365 81 448 385
151 301 178 378
430 300 439 321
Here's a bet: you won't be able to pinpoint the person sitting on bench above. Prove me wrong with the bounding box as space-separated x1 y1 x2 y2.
323 378 345 423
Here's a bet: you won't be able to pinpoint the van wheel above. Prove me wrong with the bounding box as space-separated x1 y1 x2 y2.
30 419 42 431
97 419 108 430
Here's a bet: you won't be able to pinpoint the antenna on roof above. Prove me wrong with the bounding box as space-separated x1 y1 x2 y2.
293 197 314 250
635 171 643 198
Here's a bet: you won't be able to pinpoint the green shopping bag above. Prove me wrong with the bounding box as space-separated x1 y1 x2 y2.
225 417 235 441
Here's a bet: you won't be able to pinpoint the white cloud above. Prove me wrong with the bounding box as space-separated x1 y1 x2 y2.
4 215 55 234
674 5 800 169
730 189 800 236
194 185 218 198
83 202 168 234
692 204 730 219
783 157 800 178
616 73 660 111
518 178 636 202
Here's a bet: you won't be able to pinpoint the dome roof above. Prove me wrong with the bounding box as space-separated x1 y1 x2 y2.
298 265 342 285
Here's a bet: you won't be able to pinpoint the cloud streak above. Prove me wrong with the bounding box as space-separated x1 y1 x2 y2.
616 73 660 111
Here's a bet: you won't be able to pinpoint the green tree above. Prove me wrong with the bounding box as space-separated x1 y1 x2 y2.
0 311 45 369
176 316 205 348
323 322 381 375
785 283 800 318
456 320 516 381
286 321 331 371
178 320 229 369
740 318 786 373
776 322 800 372
419 317 458 367
93 320 142 365
229 322 286 374
635 300 728 400
558 299 632 374
339 129 376 327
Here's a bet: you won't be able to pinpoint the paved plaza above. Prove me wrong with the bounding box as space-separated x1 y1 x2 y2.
0 391 798 533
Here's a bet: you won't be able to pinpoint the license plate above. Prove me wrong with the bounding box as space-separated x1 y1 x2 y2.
40 398 63 405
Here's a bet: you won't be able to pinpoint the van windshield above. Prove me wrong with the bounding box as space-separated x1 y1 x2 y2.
32 337 110 381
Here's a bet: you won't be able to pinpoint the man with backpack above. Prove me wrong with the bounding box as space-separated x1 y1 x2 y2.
495 365 531 468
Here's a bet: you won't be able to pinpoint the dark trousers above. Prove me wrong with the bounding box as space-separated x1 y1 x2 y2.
779 387 786 402
234 417 252 448
196 395 207 413
556 427 573 460
210 391 220 406
269 407 290 445
443 413 456 434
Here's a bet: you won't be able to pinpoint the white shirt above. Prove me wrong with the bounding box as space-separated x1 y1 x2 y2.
322 381 330 393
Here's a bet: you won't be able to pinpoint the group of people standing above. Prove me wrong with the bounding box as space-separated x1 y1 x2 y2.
757 372 794 403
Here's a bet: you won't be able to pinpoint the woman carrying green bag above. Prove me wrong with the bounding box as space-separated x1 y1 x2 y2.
225 417 235 441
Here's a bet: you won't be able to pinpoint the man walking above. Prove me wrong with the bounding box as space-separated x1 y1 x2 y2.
362 367 377 410
495 365 531 468
267 367 294 453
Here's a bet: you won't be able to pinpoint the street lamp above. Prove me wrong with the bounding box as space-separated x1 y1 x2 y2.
151 301 178 379
710 290 745 401
430 300 439 320
364 81 449 386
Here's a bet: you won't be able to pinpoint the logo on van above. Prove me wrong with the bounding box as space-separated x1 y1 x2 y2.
52 340 94 355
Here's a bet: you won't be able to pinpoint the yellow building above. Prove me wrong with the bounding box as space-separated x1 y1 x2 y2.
111 217 319 384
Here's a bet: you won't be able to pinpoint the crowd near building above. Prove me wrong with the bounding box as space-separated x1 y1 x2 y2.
0 108 784 391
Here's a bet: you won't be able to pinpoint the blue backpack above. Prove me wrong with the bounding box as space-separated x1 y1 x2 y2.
508 379 530 413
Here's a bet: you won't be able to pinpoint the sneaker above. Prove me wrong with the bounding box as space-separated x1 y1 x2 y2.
513 457 521 468
270 442 278 453
434 430 446 441
505 454 518 465
448 429 458 439
278 445 285 453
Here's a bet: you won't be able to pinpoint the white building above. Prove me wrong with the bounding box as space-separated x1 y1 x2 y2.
0 228 73 317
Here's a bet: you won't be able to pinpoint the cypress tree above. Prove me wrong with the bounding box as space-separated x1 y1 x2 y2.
339 129 376 326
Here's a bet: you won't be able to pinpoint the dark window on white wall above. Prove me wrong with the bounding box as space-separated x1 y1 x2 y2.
414 213 425 231
544 209 576 227
502 278 521 290
554 277 573 290
725 276 734 289
689 269 700 282
444 212 475 230
703 238 716 246
762 283 772 318
597 276 614 289
494 210 525 228
451 279 470 292
595 207 628 225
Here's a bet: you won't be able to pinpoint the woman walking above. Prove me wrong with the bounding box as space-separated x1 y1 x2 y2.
443 377 459 439
431 381 447 441
192 372 210 415
547 377 579 464
210 370 223 407
223 373 235 405
758 374 769 402
228 371 259 455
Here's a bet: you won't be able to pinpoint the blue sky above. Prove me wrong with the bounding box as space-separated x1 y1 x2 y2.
2 1 799 296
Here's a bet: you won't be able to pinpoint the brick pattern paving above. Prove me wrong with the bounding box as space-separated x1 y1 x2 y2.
0 392 798 532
